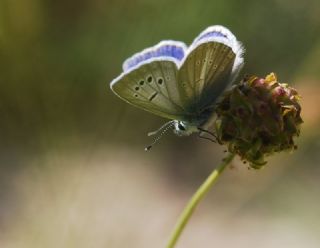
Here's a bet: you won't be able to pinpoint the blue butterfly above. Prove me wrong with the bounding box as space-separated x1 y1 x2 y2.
110 25 244 149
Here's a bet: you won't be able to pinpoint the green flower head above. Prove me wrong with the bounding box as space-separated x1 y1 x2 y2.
215 73 303 169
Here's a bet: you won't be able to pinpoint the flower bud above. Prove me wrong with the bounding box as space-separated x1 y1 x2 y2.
214 73 303 169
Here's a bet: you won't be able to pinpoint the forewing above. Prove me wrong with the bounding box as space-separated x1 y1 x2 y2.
111 41 192 120
178 25 244 111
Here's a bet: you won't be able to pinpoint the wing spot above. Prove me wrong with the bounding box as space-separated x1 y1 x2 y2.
166 76 170 80
213 64 218 69
135 86 140 91
149 92 158 101
196 61 200 65
139 80 145 86
134 94 138 98
209 60 213 64
147 76 153 83
157 78 163 85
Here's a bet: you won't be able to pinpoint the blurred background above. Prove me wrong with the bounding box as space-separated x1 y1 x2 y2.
1 0 320 247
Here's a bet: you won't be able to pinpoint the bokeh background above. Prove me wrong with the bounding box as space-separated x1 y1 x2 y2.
1 0 320 247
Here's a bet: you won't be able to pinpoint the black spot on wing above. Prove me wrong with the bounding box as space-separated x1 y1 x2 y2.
149 92 158 101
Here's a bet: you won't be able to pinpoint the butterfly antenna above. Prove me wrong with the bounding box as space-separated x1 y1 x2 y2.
145 121 175 151
147 121 175 137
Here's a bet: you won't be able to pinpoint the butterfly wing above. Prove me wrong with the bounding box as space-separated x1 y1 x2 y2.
110 41 192 120
111 26 244 122
177 25 244 112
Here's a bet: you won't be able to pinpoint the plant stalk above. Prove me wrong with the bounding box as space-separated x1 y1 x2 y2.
166 153 235 248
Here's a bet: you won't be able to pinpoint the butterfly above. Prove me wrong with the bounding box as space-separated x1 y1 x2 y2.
110 25 244 150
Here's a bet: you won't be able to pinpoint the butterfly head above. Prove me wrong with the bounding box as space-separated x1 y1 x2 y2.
173 120 199 136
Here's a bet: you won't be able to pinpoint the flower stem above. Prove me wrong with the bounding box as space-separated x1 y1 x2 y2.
166 153 235 248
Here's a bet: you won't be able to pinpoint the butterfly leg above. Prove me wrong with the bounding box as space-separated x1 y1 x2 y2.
197 132 216 143
197 127 218 139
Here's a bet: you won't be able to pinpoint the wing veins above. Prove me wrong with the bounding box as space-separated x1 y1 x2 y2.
158 62 188 112
133 64 186 112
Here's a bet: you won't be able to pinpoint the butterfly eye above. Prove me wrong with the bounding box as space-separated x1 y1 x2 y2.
178 123 186 131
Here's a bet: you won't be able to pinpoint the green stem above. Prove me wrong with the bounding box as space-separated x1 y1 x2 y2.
166 153 235 248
